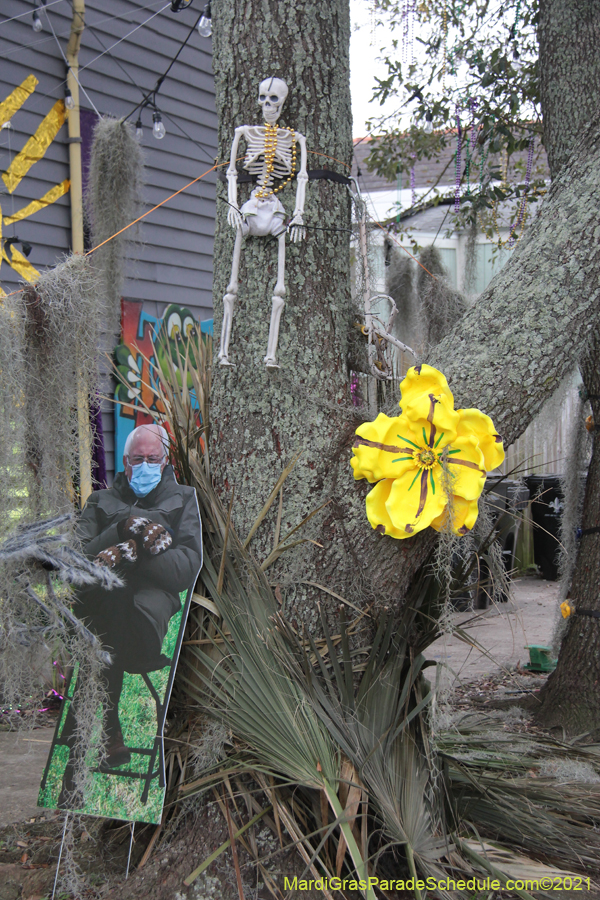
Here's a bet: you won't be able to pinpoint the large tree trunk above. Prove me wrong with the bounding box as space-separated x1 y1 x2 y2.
531 0 600 733
538 0 600 178
534 331 600 734
210 0 600 628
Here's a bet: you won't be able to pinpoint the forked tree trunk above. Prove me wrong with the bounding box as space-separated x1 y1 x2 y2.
210 0 600 633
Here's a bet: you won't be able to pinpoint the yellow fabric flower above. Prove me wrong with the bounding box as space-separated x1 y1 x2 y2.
351 364 505 539
560 601 573 619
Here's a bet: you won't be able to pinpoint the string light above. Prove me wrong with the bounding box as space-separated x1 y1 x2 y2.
135 116 143 140
424 111 434 134
64 87 74 110
32 0 47 32
152 109 166 139
197 1 212 37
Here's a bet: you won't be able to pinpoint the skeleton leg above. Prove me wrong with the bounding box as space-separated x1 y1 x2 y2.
264 233 286 368
218 229 243 366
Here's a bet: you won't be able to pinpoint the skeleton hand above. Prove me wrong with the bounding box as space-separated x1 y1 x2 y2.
288 214 306 243
94 540 138 569
227 205 243 231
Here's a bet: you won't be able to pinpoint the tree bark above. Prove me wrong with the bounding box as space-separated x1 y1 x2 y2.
534 331 600 734
210 0 365 628
529 0 600 734
538 0 600 179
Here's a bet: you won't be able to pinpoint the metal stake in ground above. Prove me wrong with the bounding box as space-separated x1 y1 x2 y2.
51 811 70 900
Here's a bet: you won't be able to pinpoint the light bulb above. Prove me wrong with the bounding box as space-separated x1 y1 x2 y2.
424 112 433 134
197 2 212 37
64 89 74 110
152 111 166 140
135 117 143 140
197 15 212 37
32 10 43 32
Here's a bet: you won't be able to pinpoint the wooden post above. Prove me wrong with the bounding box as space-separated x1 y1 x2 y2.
66 0 92 506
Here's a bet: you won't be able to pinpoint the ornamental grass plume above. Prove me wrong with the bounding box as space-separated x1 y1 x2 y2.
351 364 504 539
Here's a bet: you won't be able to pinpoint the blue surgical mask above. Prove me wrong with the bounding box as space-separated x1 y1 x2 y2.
129 461 163 497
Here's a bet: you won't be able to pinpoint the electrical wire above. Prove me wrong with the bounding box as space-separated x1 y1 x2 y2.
160 110 216 165
43 5 101 117
0 159 227 301
0 0 65 27
78 4 171 77
123 11 203 121
0 1 167 61
85 25 216 165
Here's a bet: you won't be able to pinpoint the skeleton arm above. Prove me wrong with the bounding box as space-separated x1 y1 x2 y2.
226 127 246 230
288 132 308 243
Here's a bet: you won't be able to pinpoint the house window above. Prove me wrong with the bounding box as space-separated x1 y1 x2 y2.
474 244 510 294
437 247 457 288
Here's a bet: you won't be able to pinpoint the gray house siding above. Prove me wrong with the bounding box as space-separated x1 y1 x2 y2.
1 0 217 481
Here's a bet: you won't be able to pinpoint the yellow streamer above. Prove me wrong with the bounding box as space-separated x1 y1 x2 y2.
2 99 66 194
1 199 40 288
1 245 40 283
0 75 38 129
3 179 71 226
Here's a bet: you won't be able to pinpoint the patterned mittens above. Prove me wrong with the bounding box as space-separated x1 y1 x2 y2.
117 516 152 541
95 518 173 568
94 539 138 569
140 522 172 556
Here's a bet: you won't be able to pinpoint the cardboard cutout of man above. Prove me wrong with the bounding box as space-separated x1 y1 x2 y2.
58 424 202 804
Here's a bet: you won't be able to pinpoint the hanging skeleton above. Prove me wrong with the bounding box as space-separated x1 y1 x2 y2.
218 77 308 368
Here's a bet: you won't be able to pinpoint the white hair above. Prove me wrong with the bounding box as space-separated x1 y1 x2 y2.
124 424 170 460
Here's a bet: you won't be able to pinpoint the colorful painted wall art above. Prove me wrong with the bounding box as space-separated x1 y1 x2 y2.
114 301 213 472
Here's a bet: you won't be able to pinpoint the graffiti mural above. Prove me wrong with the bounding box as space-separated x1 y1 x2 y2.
114 301 212 471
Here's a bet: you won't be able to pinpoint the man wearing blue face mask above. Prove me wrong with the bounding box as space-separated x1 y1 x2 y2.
57 424 202 800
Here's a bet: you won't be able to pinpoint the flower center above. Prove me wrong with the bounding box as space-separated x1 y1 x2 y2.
414 448 437 470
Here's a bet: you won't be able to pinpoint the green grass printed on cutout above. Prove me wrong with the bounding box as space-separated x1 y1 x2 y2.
37 592 186 823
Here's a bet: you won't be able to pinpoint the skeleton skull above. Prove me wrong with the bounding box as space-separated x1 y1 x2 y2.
258 77 288 125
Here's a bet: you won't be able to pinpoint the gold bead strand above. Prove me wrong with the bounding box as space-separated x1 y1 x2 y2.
257 127 297 199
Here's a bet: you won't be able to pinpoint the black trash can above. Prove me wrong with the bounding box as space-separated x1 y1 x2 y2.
525 474 563 581
475 477 530 608
451 478 530 610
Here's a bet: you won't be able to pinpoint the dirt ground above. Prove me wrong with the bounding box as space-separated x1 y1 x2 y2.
0 574 567 899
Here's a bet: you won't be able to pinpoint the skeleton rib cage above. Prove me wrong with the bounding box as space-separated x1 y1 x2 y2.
243 126 295 191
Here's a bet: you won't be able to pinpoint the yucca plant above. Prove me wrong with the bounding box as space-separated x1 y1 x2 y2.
115 333 600 900
438 712 600 873
273 607 469 900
